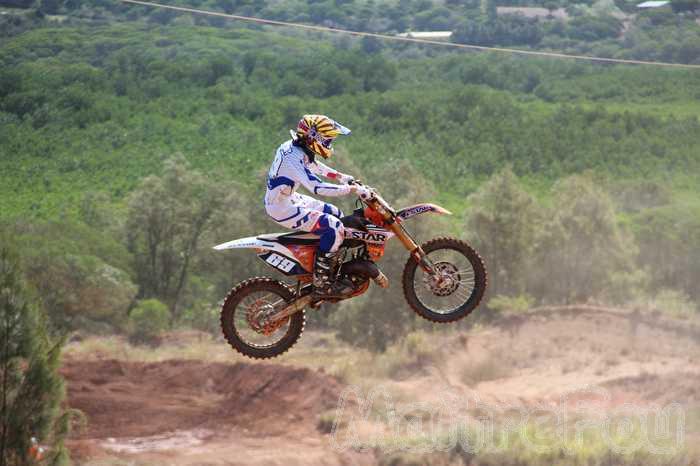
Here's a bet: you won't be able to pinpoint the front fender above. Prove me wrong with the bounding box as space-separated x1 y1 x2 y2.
396 203 452 221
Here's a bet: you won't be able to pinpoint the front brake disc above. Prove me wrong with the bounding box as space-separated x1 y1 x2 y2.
426 262 460 296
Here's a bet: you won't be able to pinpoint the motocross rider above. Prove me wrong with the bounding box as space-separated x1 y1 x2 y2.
264 114 371 297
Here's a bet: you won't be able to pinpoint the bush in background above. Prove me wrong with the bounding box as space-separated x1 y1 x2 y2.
128 299 170 345
488 294 535 314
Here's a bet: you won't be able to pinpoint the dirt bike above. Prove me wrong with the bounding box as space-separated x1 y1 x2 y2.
214 182 487 359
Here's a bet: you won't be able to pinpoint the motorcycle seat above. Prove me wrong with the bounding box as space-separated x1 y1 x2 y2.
257 232 319 245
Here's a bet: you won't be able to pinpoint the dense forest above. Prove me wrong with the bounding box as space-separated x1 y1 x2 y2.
1 2 699 345
2 0 700 63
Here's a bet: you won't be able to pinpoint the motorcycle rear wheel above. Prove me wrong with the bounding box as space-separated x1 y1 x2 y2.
402 237 487 323
220 277 305 359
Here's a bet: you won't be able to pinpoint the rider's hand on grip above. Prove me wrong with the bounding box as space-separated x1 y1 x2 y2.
352 184 372 200
338 173 355 185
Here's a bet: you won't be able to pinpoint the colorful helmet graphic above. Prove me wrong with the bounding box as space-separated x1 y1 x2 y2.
291 114 351 159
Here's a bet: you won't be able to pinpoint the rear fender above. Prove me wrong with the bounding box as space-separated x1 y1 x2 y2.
213 236 293 258
213 236 312 276
396 203 452 221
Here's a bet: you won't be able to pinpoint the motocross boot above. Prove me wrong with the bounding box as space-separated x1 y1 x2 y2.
312 251 354 298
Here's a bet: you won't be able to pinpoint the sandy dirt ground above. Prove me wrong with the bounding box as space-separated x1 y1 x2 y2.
62 308 700 465
63 359 373 465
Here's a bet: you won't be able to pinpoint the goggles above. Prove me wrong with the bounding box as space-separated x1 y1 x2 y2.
310 120 351 149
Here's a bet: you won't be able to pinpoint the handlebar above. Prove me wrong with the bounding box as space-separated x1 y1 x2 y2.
347 180 396 218
354 185 396 221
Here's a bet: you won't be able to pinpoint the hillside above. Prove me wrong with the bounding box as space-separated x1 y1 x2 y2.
1 22 700 218
3 0 700 64
1 8 699 335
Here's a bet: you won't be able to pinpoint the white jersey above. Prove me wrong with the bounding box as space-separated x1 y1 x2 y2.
264 140 351 219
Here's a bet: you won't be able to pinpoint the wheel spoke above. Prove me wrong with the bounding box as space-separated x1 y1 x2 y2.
232 290 291 348
413 248 478 315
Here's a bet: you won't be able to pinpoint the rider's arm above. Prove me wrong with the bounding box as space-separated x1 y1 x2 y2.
290 159 353 197
309 160 354 184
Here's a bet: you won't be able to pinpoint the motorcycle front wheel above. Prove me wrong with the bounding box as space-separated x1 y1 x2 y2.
402 237 487 323
220 277 305 359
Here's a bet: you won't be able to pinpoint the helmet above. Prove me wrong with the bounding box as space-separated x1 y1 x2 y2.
291 114 351 159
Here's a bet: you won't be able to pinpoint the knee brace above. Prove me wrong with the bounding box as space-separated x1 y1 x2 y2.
313 215 345 253
323 203 344 219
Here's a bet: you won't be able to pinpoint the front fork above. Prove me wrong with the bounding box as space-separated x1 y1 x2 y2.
387 220 435 274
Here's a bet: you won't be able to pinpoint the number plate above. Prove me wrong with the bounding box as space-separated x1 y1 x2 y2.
265 253 296 273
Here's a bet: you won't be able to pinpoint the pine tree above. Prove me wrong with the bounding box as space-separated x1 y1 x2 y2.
0 243 75 466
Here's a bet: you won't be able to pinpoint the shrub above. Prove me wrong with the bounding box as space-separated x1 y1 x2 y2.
488 294 535 314
26 253 137 331
375 331 438 379
628 288 698 319
179 302 220 335
128 299 170 345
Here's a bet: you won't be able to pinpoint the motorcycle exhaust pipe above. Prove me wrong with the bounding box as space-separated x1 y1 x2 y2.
342 260 389 288
270 260 390 323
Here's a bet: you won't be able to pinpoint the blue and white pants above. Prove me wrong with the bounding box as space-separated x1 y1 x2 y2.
265 193 345 253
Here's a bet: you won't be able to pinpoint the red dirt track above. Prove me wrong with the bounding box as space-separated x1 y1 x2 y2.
61 359 344 439
60 309 700 465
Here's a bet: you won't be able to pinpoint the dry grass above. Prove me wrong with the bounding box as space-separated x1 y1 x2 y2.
64 332 244 364
460 352 512 386
64 329 401 382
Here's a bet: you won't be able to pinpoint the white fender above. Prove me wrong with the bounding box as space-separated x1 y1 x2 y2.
396 203 452 221
213 235 295 259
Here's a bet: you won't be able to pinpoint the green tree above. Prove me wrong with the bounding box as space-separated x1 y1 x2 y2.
465 167 540 298
27 254 137 331
0 244 76 466
632 203 700 302
545 1 560 17
125 156 231 319
671 0 700 13
39 0 62 14
360 36 384 55
7 218 136 332
533 175 636 304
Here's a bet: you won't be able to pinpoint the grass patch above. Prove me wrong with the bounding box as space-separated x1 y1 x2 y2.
374 417 693 466
460 352 511 386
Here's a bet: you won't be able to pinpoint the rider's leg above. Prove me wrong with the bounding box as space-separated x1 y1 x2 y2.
294 193 344 219
267 197 350 296
307 214 352 297
275 206 350 296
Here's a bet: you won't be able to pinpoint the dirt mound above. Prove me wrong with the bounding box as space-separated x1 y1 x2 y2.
61 358 345 439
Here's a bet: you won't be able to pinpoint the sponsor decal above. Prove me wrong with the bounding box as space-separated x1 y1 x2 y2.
348 229 388 243
234 241 260 248
398 204 434 219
